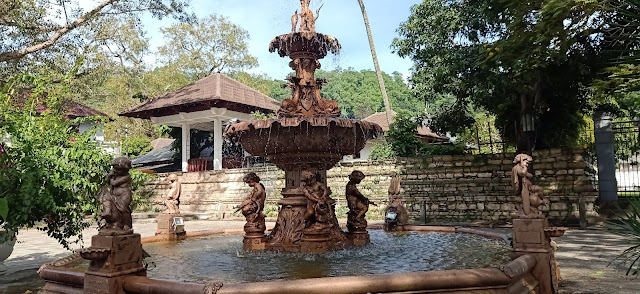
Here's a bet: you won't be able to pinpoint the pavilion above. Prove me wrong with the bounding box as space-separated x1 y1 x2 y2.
120 73 280 172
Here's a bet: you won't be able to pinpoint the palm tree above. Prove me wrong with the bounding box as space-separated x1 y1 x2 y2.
357 0 394 125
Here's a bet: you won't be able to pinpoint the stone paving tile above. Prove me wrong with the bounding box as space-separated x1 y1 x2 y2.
555 229 640 294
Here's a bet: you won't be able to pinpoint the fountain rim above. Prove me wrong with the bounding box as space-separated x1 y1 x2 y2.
225 117 383 138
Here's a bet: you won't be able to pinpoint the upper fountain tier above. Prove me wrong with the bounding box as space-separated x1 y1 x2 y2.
226 0 382 171
269 32 341 60
268 0 341 60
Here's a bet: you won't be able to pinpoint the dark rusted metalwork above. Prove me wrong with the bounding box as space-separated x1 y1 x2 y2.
226 0 381 252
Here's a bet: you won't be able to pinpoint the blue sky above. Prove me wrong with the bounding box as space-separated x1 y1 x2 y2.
141 0 423 79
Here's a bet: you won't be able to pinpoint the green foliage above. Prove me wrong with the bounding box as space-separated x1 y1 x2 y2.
316 69 422 119
0 72 113 248
392 0 609 149
125 137 153 158
387 111 424 157
606 199 640 276
130 171 154 212
387 111 465 157
251 111 276 120
369 139 396 160
158 14 258 79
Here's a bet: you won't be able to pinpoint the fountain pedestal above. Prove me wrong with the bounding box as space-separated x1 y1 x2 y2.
155 213 186 241
243 216 268 251
512 217 564 294
80 233 146 294
267 195 307 252
300 226 331 253
347 231 370 247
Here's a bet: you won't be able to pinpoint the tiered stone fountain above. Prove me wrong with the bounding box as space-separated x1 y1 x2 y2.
226 0 382 253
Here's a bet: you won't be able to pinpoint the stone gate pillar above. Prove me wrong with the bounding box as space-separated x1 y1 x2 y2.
593 111 618 202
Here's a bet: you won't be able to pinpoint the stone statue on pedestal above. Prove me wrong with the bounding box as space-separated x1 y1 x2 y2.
100 157 133 234
385 172 408 231
238 172 267 231
346 170 375 232
512 154 548 216
163 174 181 214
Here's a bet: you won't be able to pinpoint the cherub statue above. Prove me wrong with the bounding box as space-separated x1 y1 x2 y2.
163 174 181 214
298 0 316 32
346 171 376 231
236 172 266 230
101 157 133 232
301 170 331 227
291 10 299 32
384 172 408 231
512 154 546 216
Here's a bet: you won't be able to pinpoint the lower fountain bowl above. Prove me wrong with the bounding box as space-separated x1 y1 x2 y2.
226 117 382 170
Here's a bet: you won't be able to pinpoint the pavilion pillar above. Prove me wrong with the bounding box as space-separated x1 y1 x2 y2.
213 119 223 170
181 123 191 172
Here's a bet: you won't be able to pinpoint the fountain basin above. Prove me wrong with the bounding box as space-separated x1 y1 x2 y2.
226 117 382 170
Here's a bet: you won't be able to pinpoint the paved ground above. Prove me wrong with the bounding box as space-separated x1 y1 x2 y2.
1 220 638 294
555 229 640 294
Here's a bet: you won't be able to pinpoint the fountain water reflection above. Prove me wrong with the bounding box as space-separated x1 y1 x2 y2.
142 231 510 283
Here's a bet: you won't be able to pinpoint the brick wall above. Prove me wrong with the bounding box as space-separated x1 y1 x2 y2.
139 148 598 224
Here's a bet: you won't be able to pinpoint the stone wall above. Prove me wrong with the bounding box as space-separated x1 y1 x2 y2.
140 149 598 224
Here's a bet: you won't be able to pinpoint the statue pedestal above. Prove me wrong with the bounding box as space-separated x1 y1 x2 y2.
512 217 560 294
243 235 268 251
347 230 370 247
243 222 267 251
155 213 186 241
80 233 146 294
300 227 331 253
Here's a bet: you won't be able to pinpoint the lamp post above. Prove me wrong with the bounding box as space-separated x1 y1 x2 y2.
520 113 536 155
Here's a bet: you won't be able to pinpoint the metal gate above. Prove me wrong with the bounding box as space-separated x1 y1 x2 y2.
613 120 640 196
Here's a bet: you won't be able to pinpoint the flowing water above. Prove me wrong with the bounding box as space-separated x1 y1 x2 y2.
143 230 511 284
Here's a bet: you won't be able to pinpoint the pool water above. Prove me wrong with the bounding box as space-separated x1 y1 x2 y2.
143 230 511 284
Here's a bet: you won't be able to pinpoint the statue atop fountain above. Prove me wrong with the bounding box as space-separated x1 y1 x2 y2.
227 0 382 253
512 154 548 217
385 172 409 231
163 174 181 214
238 172 268 250
346 171 375 246
100 157 133 235
156 173 186 240
78 157 145 292
510 154 565 293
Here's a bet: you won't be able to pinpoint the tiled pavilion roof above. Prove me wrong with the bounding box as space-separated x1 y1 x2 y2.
362 111 449 142
120 73 280 119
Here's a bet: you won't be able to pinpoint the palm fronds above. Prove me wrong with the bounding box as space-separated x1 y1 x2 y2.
606 199 640 276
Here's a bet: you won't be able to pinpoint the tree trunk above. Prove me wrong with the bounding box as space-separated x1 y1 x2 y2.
357 0 393 125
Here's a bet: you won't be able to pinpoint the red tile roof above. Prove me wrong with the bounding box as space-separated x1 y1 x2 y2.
362 111 449 142
120 73 280 119
11 89 108 118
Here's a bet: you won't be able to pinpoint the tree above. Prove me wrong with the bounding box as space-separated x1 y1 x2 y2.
592 0 640 118
316 69 421 119
0 0 190 63
0 71 113 248
357 0 394 125
392 0 611 150
158 14 258 80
